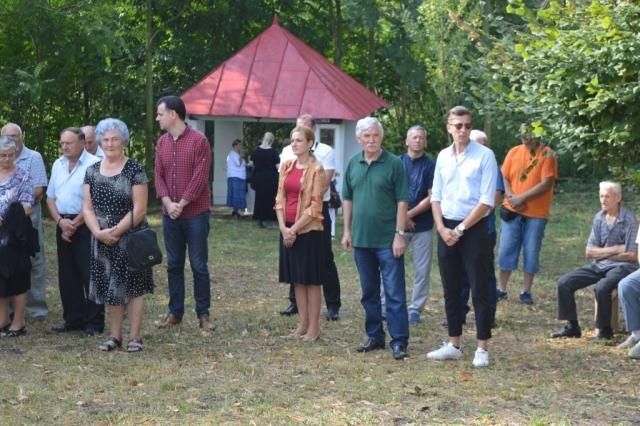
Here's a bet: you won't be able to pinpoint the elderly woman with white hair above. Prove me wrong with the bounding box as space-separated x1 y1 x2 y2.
83 118 154 353
0 135 35 337
249 132 280 229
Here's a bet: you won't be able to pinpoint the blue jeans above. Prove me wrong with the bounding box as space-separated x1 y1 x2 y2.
163 211 211 318
498 216 548 274
354 248 409 348
619 270 640 332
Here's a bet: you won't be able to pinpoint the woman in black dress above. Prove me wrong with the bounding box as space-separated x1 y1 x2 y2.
249 132 280 229
83 118 154 353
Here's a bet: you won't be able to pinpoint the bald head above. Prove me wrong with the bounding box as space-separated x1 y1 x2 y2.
82 126 97 155
1 123 24 152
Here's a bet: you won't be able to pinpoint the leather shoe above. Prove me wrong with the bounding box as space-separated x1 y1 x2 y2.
326 308 339 321
392 345 409 360
199 315 216 331
550 324 582 338
157 314 182 329
52 322 84 333
81 328 103 338
596 327 614 340
280 304 298 316
356 338 385 352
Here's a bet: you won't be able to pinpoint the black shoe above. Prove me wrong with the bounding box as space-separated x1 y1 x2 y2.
326 308 340 321
356 338 385 352
596 327 614 340
255 220 266 229
279 304 298 316
52 322 84 333
81 328 103 338
550 324 582 338
392 345 409 360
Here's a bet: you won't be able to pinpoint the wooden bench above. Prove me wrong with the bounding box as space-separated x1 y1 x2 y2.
594 289 619 333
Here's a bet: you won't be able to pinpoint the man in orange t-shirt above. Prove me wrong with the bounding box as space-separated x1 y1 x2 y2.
497 128 558 305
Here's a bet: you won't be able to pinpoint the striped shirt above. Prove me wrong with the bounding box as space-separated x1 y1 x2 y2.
15 145 48 190
155 126 211 218
587 205 639 271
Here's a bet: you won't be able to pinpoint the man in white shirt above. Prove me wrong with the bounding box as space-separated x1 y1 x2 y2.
279 114 342 321
47 127 104 337
82 126 105 160
427 106 497 368
1 123 49 320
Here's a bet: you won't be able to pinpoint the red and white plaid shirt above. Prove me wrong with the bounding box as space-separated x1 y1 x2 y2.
155 126 211 218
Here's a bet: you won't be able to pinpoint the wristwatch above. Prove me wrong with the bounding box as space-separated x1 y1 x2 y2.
454 223 466 236
396 230 405 236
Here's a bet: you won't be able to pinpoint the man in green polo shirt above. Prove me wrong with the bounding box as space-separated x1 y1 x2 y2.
342 117 410 360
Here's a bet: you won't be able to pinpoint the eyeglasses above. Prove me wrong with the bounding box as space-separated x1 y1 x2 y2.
449 123 473 130
3 134 21 138
0 153 16 159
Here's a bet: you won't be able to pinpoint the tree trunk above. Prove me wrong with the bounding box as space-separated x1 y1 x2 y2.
145 0 154 177
483 0 492 144
368 28 375 92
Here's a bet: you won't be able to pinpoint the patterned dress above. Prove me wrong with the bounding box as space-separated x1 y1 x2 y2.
0 168 34 246
84 160 154 305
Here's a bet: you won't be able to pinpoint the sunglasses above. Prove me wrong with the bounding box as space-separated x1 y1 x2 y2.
449 123 473 130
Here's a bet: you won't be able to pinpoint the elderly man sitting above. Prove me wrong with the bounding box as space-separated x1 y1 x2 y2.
552 181 638 340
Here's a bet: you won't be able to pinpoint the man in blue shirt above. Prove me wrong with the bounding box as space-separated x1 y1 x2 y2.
457 130 504 328
399 126 435 325
47 128 104 337
428 106 497 368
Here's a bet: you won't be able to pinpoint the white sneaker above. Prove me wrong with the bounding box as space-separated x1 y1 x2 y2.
472 348 489 367
629 341 640 359
427 342 462 360
617 335 639 349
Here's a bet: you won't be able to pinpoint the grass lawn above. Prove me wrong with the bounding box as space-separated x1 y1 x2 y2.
1 181 639 425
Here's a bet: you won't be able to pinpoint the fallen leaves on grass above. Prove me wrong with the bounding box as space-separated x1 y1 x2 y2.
460 373 472 381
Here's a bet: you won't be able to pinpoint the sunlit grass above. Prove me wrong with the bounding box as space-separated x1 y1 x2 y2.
1 187 639 425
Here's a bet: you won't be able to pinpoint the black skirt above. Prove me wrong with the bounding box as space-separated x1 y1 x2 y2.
278 224 324 286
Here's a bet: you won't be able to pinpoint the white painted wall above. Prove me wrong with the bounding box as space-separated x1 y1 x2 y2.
213 120 243 205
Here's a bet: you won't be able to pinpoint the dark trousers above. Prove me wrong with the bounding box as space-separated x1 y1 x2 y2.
557 263 636 328
462 232 498 322
438 218 492 341
56 222 104 330
289 202 341 310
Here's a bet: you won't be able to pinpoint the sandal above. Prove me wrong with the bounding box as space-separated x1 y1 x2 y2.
0 323 10 333
3 326 27 337
126 338 143 353
98 337 122 351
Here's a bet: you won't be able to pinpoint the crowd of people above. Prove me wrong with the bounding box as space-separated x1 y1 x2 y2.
1 102 639 364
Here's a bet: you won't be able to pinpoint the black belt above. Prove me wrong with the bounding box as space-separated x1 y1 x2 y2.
60 214 78 220
98 214 126 221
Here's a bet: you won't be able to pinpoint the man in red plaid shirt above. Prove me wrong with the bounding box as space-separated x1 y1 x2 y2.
154 96 215 331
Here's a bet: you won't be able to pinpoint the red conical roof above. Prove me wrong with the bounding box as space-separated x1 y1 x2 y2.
180 16 389 120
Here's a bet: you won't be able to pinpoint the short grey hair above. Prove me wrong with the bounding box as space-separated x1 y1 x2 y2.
356 117 384 138
406 125 427 139
95 118 131 147
1 123 22 136
470 130 487 143
0 135 18 151
600 181 622 196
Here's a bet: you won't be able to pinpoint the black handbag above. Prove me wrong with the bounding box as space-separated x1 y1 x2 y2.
126 210 162 273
